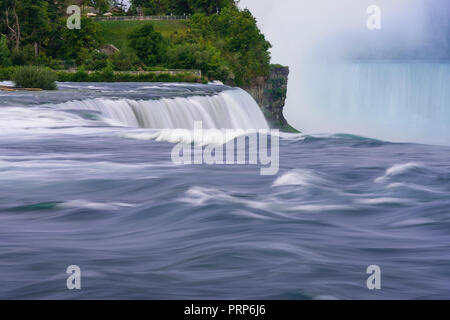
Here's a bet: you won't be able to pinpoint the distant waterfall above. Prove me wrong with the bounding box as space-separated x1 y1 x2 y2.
53 88 269 130
288 63 450 145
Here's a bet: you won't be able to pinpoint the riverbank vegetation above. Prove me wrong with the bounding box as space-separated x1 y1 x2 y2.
0 0 271 86
11 66 57 90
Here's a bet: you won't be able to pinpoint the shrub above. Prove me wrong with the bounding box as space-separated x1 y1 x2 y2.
12 66 57 90
110 49 142 71
0 66 18 81
99 63 115 82
165 43 231 81
84 51 108 70
55 70 205 83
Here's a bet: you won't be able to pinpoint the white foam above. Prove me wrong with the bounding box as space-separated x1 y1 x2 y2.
60 200 135 210
0 159 161 183
0 107 93 131
288 204 351 212
179 186 270 210
178 186 224 206
386 182 442 194
390 218 435 227
375 162 423 183
355 197 411 205
208 80 224 85
273 169 322 187
122 128 258 146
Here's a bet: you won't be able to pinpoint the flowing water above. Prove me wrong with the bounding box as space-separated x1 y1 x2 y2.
0 77 449 299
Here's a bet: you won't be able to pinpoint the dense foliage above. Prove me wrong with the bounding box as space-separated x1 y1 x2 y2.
185 7 272 85
0 34 11 66
0 0 272 85
127 23 166 65
0 0 103 68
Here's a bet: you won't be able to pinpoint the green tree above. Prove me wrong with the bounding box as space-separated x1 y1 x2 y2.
169 0 190 15
93 0 113 14
165 42 230 80
0 0 21 49
128 23 166 66
187 7 271 85
59 17 103 59
0 34 11 67
16 0 52 57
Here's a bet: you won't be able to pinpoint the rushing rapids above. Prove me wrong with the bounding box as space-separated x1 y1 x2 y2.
1 82 450 300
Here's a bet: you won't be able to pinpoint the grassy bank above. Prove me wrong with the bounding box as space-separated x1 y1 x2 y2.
98 20 188 50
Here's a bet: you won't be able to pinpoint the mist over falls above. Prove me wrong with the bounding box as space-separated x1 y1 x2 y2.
241 0 450 61
294 63 450 146
240 0 450 145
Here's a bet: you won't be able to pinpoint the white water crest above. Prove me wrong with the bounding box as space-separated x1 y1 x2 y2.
375 162 424 183
54 88 269 130
272 169 324 187
287 63 450 146
122 129 259 146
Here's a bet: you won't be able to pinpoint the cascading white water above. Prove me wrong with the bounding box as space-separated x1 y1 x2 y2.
54 88 269 130
288 63 450 145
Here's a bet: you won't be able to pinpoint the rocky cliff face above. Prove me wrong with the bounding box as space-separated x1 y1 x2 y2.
243 65 296 132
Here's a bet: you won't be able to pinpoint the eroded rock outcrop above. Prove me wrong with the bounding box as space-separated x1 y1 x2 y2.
243 65 297 132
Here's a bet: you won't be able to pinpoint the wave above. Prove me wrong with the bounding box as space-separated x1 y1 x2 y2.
375 162 424 183
0 107 95 131
121 129 263 146
60 200 135 211
0 159 162 183
272 169 324 187
355 197 411 205
386 182 444 194
179 186 352 220
6 200 135 212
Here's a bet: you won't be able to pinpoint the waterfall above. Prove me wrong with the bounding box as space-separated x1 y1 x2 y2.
287 63 450 145
53 88 269 130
